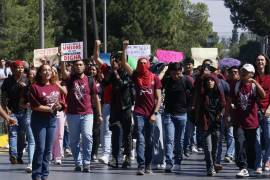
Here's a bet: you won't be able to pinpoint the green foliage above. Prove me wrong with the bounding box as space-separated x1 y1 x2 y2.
0 0 215 60
224 0 270 36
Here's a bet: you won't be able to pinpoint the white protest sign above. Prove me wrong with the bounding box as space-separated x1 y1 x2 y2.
191 48 218 68
126 45 151 60
61 42 83 61
33 47 59 67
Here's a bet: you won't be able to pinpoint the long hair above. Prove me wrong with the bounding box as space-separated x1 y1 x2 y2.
255 53 270 75
34 64 54 84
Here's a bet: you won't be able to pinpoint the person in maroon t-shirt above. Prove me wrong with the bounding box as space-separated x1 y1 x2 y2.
254 54 270 173
121 40 162 175
29 64 63 180
61 60 102 173
232 64 265 177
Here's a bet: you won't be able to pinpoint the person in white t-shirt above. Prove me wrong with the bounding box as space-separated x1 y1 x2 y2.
0 59 12 88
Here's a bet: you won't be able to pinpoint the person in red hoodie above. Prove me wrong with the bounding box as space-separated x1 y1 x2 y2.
232 64 265 177
195 74 226 176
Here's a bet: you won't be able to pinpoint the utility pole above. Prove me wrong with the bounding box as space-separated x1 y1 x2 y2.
103 0 107 53
82 0 88 59
39 0 44 48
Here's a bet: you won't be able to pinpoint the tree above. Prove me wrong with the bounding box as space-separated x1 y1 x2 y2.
0 0 56 60
239 41 261 64
224 0 270 36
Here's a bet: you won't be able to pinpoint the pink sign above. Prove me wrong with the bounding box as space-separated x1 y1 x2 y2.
156 49 184 63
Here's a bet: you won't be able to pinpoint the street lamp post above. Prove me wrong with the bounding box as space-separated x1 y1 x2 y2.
82 0 88 59
103 0 107 53
39 0 44 48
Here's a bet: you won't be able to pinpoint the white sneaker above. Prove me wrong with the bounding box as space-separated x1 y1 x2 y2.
191 146 199 153
25 164 32 173
173 164 181 171
98 155 109 164
236 169 249 177
55 159 62 165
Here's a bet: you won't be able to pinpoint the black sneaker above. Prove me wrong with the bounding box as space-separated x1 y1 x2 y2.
122 156 131 169
74 166 82 172
17 158 24 164
10 155 17 164
145 165 153 174
137 168 145 175
184 150 191 157
83 165 91 173
207 168 216 176
108 158 118 168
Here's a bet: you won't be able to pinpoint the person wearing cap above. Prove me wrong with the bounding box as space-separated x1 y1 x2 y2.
232 64 265 177
1 60 29 164
121 40 162 175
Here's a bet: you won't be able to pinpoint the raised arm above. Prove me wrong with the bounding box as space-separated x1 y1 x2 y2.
158 65 168 80
93 40 104 67
60 61 71 80
121 40 133 76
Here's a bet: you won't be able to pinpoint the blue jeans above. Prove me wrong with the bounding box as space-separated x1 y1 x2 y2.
216 118 235 164
8 111 27 159
184 116 197 151
256 115 270 168
25 108 35 165
134 113 155 168
100 104 111 156
163 113 187 165
31 113 56 180
67 114 93 167
152 112 164 165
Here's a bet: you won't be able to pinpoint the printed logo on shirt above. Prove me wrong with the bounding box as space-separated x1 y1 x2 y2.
45 91 60 106
238 92 252 111
74 82 86 100
139 88 153 96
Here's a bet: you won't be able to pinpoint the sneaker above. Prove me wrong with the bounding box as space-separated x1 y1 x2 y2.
108 157 118 168
122 156 131 168
214 164 223 173
10 156 17 164
191 146 199 153
64 148 72 157
255 167 263 174
25 164 32 173
145 165 153 174
74 166 82 172
197 147 203 152
83 164 91 173
207 168 216 176
236 169 249 177
54 159 62 165
91 154 98 162
17 158 23 164
173 164 181 171
264 161 270 171
165 164 173 173
98 155 109 164
184 149 191 157
137 168 145 175
224 156 233 163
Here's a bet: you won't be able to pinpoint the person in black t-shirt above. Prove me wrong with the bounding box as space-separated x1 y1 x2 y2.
1 60 28 164
161 62 193 172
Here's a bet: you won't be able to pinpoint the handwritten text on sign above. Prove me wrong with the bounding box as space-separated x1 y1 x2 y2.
127 45 151 59
156 49 184 63
61 42 83 61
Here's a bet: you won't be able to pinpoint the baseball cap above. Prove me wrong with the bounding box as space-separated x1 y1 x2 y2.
241 64 255 73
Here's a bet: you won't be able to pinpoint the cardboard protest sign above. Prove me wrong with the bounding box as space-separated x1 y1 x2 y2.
33 47 59 67
191 48 218 68
156 49 184 63
126 45 151 60
61 42 83 61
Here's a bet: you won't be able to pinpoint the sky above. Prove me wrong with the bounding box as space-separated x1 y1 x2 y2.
190 0 235 38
